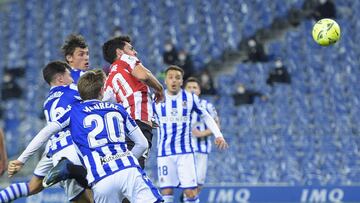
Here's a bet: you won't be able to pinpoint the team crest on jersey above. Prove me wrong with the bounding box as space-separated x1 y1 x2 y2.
110 64 118 72
182 101 187 108
171 108 177 116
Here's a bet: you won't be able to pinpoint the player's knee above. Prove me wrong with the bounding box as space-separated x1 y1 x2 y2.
70 190 92 203
183 188 198 198
28 177 44 195
161 188 173 196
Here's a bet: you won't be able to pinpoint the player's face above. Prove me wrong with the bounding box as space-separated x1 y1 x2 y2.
185 81 201 96
165 70 183 95
123 42 137 56
67 47 89 71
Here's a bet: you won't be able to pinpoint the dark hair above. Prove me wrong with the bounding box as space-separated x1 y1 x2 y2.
184 76 200 87
102 35 132 64
164 65 184 77
61 34 88 62
43 61 71 85
77 69 106 100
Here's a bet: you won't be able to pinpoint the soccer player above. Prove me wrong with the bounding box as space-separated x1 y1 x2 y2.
42 33 91 188
8 70 163 203
184 77 220 194
153 65 228 203
0 128 7 176
0 61 90 203
102 35 164 169
61 34 90 83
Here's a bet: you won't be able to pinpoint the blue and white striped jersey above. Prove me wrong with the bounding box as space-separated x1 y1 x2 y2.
153 89 206 157
191 98 219 154
70 69 86 84
43 84 81 156
55 100 140 185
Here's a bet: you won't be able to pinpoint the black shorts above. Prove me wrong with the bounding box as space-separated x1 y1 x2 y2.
125 120 153 169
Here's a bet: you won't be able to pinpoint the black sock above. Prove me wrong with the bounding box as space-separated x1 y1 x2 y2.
67 164 89 188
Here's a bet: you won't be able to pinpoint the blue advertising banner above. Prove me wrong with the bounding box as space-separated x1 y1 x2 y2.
193 185 360 203
5 185 360 203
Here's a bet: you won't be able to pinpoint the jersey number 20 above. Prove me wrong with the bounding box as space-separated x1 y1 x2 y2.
84 112 125 148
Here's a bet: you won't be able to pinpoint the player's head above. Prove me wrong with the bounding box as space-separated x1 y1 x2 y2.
184 77 201 96
164 65 184 95
77 69 106 100
61 34 89 71
102 35 137 64
43 61 73 86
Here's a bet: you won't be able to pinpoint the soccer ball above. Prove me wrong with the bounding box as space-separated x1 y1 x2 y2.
312 18 341 46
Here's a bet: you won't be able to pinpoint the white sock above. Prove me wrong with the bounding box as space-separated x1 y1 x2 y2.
184 195 200 203
163 195 174 203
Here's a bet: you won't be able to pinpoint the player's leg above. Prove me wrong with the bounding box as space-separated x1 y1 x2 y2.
122 167 163 203
122 120 154 203
51 146 92 203
91 173 124 203
194 152 209 193
178 153 199 203
43 143 89 189
27 176 45 195
91 168 163 203
183 188 199 203
0 176 44 202
0 153 52 202
62 178 89 203
43 157 88 188
180 152 207 202
158 156 178 203
71 193 91 203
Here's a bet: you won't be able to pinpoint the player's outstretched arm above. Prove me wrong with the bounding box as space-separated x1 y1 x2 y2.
193 95 228 150
17 122 63 164
192 117 220 138
192 128 212 138
201 112 228 150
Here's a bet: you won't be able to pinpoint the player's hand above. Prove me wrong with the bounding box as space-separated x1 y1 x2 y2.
215 137 228 150
154 90 164 103
8 160 24 177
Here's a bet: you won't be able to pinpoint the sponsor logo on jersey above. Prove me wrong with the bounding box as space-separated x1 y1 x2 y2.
160 116 189 123
100 150 130 165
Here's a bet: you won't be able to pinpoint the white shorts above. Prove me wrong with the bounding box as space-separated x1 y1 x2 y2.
52 145 85 201
52 144 82 166
92 167 163 203
157 153 198 189
33 151 53 177
194 152 208 185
